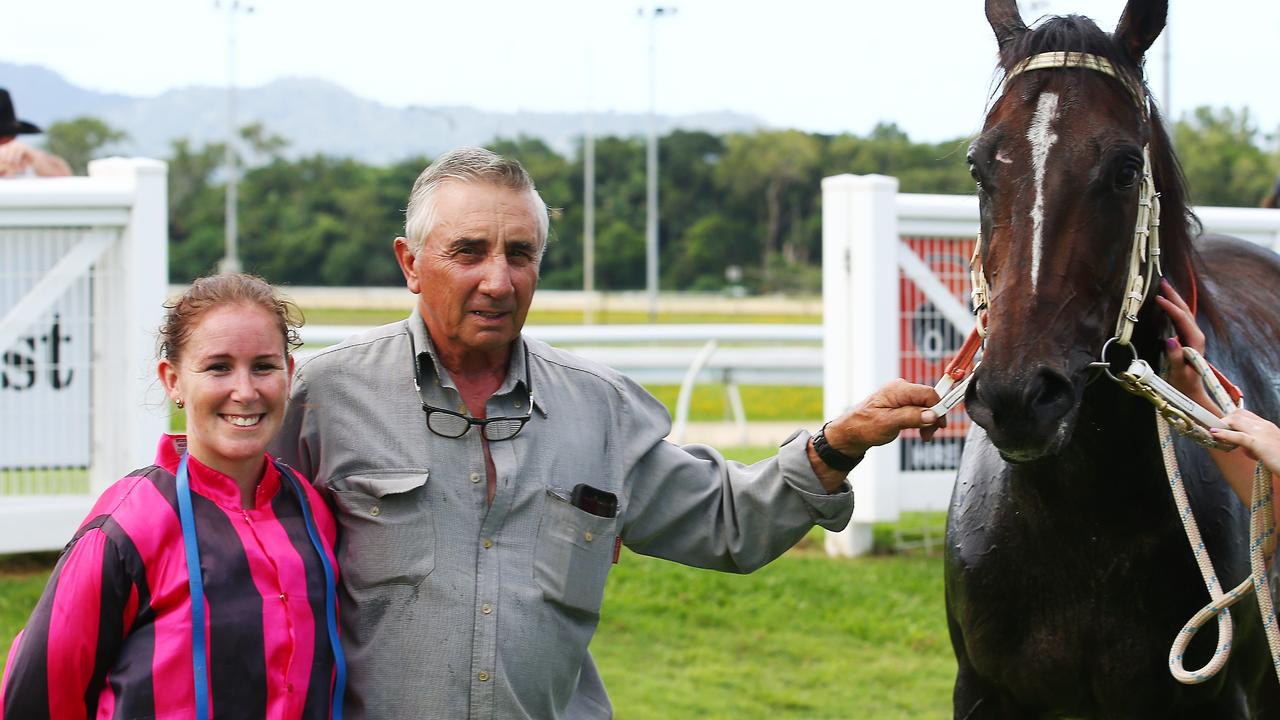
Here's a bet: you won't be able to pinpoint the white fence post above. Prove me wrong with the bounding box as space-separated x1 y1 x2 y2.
87 158 169 496
822 174 902 557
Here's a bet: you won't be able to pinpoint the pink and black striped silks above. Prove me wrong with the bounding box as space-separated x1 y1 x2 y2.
1 435 340 720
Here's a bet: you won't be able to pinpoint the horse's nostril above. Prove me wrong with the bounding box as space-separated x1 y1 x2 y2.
1025 368 1073 417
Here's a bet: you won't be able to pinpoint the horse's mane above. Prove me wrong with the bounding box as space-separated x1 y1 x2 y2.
997 15 1206 332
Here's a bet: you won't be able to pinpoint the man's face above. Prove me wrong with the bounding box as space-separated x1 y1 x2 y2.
395 181 543 359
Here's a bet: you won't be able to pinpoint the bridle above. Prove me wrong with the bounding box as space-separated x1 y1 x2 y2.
971 51 1162 348
934 50 1163 412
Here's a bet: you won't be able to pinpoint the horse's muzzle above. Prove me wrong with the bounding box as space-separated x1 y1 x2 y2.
966 365 1078 461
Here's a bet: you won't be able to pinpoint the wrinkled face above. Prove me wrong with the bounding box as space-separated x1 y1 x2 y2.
965 72 1149 461
395 181 543 360
159 303 293 480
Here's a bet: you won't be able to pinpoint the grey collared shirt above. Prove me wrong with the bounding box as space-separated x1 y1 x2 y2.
271 309 854 720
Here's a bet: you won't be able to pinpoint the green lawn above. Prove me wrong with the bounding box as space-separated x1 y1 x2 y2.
593 549 953 719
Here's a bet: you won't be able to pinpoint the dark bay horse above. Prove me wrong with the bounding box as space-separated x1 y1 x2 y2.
945 0 1280 717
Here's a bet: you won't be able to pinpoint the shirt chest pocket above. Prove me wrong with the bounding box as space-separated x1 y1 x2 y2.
534 489 619 616
330 471 435 590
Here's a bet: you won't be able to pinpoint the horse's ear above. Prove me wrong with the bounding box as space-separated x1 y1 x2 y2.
986 0 1027 52
1115 0 1167 61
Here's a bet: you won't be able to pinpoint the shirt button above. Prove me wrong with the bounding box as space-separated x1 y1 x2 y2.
584 530 594 542
469 472 481 484
482 538 493 549
481 603 493 615
370 505 381 517
279 592 288 602
513 400 522 408
286 682 295 693
478 671 490 682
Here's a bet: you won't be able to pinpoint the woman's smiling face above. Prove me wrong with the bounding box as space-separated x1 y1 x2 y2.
159 302 293 484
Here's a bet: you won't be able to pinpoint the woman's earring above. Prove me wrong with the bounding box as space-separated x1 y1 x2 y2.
176 398 184 409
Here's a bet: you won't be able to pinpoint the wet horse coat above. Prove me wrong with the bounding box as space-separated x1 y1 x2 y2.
945 1 1280 717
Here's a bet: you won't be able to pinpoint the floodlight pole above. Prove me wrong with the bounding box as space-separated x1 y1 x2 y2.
218 0 253 274
640 5 676 322
583 49 596 320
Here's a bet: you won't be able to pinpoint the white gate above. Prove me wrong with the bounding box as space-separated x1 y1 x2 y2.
822 173 1280 556
0 158 169 553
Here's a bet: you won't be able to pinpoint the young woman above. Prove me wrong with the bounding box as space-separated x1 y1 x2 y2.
1 273 344 719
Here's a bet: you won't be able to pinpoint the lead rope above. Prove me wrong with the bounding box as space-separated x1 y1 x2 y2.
1161 351 1280 685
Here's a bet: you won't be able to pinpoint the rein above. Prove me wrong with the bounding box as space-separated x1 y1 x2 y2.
937 50 1280 687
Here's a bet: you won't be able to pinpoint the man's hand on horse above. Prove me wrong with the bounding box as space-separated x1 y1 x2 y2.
807 379 943 491
1155 278 1217 414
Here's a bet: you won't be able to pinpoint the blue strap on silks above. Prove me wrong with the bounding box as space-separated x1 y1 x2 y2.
177 454 346 720
275 460 347 720
175 453 211 720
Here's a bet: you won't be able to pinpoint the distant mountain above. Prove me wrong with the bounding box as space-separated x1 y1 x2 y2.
0 62 765 164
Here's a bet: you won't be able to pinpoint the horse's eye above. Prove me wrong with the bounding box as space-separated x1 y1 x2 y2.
1114 161 1141 191
969 162 982 183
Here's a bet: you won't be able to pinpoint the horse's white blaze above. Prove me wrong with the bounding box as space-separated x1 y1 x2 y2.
1028 91 1060 293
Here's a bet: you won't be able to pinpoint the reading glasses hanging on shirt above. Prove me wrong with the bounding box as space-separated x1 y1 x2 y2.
410 336 534 442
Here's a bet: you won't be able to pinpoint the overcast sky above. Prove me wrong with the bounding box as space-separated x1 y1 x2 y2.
9 0 1280 144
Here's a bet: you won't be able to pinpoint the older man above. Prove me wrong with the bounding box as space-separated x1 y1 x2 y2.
272 147 942 719
0 89 70 178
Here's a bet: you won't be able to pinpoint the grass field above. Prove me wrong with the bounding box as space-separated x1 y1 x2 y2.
593 547 953 719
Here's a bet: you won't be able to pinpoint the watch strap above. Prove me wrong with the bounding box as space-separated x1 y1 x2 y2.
813 424 863 473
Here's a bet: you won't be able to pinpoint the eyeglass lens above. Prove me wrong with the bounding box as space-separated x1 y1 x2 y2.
482 418 526 441
426 412 471 438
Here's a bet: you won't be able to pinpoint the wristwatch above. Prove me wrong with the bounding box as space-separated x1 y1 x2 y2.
812 423 863 473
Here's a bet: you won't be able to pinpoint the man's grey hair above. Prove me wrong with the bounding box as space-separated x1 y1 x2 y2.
403 147 550 256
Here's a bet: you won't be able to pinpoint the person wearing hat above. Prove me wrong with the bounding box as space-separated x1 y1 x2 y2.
0 88 71 178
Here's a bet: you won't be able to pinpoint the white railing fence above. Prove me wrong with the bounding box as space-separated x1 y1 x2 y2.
0 158 169 553
822 173 1280 556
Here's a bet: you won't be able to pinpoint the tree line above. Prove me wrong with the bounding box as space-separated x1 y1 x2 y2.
42 108 1280 293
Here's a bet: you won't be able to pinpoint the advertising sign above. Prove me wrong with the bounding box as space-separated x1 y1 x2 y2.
898 236 977 472
1 253 92 469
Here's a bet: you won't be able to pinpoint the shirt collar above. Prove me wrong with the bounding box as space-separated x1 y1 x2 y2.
406 307 548 416
154 433 283 510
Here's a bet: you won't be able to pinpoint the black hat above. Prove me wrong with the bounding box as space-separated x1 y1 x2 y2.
0 89 41 136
